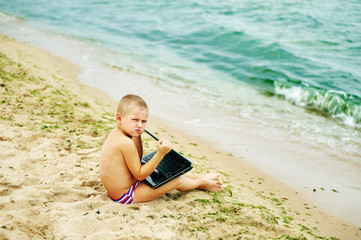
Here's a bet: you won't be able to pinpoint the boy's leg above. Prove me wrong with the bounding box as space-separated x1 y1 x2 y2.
133 173 223 203
176 173 223 192
182 172 220 180
133 177 182 203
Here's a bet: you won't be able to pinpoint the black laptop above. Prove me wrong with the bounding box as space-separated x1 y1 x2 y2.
141 130 193 189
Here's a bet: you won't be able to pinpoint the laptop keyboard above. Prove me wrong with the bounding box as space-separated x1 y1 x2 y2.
142 151 184 178
142 151 156 162
157 155 183 177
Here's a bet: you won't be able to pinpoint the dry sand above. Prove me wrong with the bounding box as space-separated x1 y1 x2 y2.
0 33 360 239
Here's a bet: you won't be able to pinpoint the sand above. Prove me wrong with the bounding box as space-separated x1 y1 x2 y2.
0 33 360 239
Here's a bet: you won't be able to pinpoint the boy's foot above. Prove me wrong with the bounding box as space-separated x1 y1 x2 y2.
199 175 223 192
205 173 221 181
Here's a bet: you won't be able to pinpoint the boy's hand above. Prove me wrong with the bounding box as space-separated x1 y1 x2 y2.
157 139 172 155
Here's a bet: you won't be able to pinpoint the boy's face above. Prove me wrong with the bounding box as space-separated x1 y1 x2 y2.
117 107 148 138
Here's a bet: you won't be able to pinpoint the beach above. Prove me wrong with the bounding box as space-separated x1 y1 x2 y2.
1 33 360 239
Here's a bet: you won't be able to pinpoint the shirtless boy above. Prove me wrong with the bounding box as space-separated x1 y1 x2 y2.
100 94 223 204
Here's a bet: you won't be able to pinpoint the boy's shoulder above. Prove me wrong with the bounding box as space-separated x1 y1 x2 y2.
108 128 135 147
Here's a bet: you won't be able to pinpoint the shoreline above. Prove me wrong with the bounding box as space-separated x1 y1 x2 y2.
1 16 360 227
1 33 360 239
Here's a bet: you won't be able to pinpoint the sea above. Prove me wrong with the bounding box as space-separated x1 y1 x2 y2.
1 0 360 226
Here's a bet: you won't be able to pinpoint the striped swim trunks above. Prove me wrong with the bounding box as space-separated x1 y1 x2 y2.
109 180 141 204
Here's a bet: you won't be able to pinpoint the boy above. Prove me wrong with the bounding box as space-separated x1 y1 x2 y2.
100 94 223 204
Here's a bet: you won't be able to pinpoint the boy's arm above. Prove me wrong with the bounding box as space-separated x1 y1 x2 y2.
132 135 143 160
122 139 171 180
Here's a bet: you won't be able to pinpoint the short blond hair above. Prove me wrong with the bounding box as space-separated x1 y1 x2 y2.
117 94 148 115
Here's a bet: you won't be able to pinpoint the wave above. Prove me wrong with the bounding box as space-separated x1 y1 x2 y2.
274 82 361 128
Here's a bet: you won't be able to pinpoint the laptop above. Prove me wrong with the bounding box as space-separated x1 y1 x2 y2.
141 130 193 189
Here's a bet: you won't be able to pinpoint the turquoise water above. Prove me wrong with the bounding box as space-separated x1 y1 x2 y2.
1 0 361 224
1 0 360 126
1 0 360 158
1 0 360 152
1 0 361 157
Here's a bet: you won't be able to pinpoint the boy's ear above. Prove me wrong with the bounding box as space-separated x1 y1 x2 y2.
116 113 122 123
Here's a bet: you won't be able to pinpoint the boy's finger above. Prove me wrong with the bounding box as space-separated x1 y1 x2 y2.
159 139 167 145
158 139 172 148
